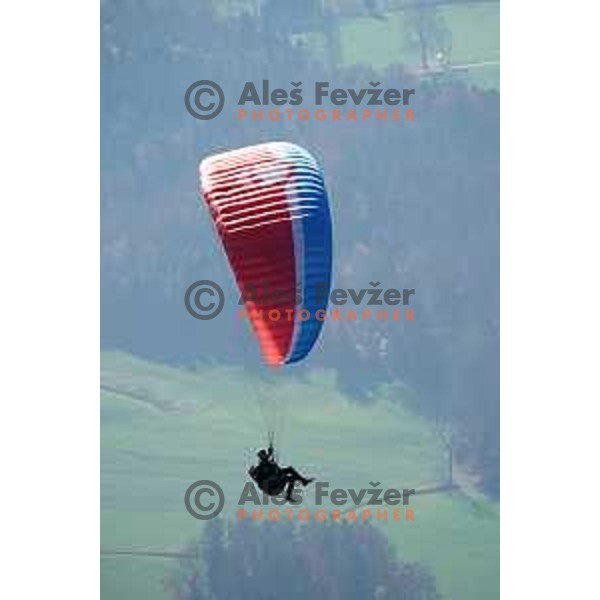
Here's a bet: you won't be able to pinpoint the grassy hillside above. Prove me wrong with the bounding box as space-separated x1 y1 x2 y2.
101 352 498 600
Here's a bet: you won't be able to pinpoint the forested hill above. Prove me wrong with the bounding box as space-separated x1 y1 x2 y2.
101 0 499 496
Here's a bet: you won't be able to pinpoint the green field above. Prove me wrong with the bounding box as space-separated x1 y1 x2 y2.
339 4 500 88
101 352 498 600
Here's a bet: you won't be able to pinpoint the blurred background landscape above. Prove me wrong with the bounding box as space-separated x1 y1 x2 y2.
101 1 499 598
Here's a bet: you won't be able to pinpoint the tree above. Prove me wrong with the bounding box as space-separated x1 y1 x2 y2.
407 1 452 69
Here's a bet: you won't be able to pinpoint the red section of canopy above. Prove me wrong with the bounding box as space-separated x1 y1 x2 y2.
201 149 297 366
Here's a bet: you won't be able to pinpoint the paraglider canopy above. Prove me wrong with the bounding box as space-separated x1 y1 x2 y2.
199 142 332 366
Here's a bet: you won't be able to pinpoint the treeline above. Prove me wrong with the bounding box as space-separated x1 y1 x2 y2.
170 519 440 599
101 1 499 497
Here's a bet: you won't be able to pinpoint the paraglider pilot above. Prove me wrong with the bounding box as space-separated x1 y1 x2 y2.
249 441 314 502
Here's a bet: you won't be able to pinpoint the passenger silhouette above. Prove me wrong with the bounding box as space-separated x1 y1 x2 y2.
248 444 314 502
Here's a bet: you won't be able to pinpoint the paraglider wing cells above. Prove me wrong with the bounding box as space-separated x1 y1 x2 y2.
200 142 332 366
